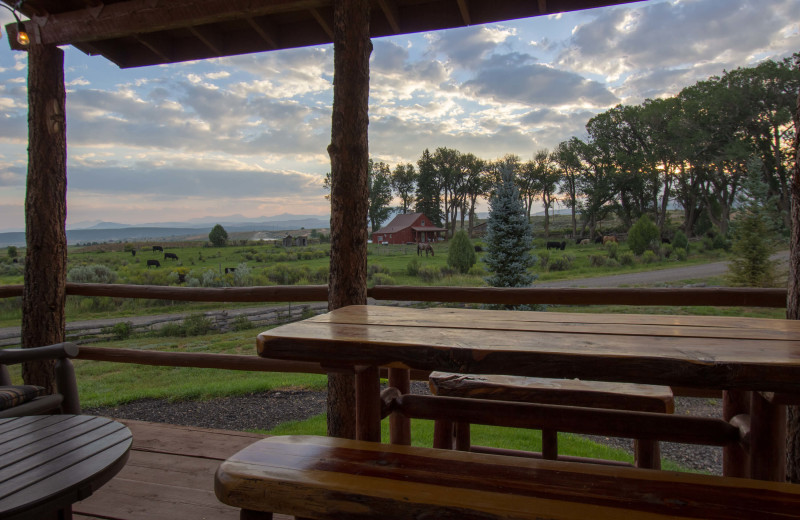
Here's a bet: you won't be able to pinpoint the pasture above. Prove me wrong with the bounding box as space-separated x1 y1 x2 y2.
0 233 736 326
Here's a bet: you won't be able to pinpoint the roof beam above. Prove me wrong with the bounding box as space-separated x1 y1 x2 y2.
20 0 330 46
456 0 471 25
538 0 547 14
246 17 279 49
309 7 333 39
134 33 171 64
377 0 400 34
189 26 223 55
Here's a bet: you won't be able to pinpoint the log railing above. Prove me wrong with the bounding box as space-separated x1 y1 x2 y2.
0 283 788 307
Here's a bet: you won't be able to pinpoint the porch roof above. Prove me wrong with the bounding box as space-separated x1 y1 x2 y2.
4 0 645 68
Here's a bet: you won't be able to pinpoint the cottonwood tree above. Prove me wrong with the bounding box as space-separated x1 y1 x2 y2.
391 163 417 213
208 224 228 247
532 149 562 238
415 149 443 226
368 160 393 232
554 139 584 238
483 167 535 289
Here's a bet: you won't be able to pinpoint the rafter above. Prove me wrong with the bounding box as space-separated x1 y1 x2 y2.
456 0 470 25
133 33 171 64
309 7 333 39
189 26 222 55
246 17 279 49
377 0 400 34
20 0 329 46
538 0 547 14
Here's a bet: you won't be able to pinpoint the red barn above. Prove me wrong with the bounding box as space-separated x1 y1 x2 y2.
371 213 446 245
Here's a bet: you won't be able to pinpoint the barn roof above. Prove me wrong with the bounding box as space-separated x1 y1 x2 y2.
374 212 425 234
4 0 646 68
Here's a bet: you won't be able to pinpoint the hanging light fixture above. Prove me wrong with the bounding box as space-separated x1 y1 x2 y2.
0 1 29 47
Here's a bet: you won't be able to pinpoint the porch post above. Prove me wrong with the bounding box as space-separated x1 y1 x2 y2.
326 0 372 439
21 44 67 392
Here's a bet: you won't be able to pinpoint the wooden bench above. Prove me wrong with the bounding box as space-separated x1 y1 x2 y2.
215 435 800 520
429 372 674 469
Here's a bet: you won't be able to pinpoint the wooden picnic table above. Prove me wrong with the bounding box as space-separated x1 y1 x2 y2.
257 305 800 480
0 415 132 520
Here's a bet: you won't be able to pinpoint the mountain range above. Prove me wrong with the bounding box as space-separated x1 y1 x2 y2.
0 214 332 247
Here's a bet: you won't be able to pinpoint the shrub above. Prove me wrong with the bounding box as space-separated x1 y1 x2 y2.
605 258 619 268
538 251 550 270
447 230 477 274
659 244 673 259
231 315 254 331
183 313 214 336
67 264 118 284
673 230 689 251
549 255 574 271
619 252 635 266
642 250 657 264
468 265 485 276
406 258 421 276
368 264 388 277
712 233 730 251
605 242 619 260
417 266 441 283
588 254 607 267
103 321 133 340
370 273 396 286
675 248 688 261
627 215 660 255
6 246 18 258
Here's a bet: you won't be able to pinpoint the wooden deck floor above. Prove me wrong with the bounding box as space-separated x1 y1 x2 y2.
72 419 292 520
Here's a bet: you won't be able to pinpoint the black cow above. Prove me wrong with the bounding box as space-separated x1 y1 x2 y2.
131 249 136 257
594 236 603 244
147 259 160 268
225 267 236 274
546 241 566 251
164 252 178 260
152 246 163 252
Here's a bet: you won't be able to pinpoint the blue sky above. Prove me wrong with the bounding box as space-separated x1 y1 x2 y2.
0 0 799 232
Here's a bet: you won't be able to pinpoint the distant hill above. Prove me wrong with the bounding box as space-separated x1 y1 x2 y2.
0 215 331 247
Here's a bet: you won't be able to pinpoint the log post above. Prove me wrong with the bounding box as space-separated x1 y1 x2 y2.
21 44 67 393
750 392 786 481
786 74 800 482
723 390 751 477
326 0 372 439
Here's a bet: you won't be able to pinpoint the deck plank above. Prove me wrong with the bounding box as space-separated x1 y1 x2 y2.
72 420 291 520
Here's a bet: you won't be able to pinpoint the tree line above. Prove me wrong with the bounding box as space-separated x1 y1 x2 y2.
360 54 799 240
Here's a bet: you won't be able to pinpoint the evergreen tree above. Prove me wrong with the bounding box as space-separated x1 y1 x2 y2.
447 229 476 274
415 149 443 226
483 167 536 288
208 224 228 247
728 158 777 287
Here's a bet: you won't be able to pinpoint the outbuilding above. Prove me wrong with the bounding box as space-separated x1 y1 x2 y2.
371 213 446 245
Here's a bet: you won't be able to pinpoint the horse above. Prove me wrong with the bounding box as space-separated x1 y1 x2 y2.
602 235 618 245
417 243 434 257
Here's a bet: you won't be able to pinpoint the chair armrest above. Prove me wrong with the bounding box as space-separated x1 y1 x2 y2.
0 342 79 365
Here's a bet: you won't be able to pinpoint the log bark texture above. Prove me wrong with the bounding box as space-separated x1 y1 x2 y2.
786 72 800 482
21 44 67 392
326 0 372 439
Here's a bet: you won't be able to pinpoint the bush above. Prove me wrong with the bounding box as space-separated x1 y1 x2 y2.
642 250 657 264
447 230 477 274
231 315 254 332
6 246 18 258
548 255 574 271
588 255 607 267
675 248 688 261
417 266 441 283
67 264 118 284
627 215 660 256
370 273 396 285
619 252 635 266
468 265 485 276
660 244 673 259
538 251 550 270
406 258 421 276
368 264 388 277
103 321 133 340
673 230 689 251
605 242 618 260
712 233 730 251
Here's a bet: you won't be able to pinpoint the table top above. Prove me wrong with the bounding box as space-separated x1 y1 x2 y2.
257 305 800 393
0 414 132 519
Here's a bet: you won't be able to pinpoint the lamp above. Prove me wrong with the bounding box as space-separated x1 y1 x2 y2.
0 1 29 46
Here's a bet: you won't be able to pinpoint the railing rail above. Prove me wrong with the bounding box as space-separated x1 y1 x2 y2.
0 283 788 307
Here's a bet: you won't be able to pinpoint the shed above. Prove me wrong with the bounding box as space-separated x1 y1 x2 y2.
282 235 293 247
294 235 308 247
371 213 446 245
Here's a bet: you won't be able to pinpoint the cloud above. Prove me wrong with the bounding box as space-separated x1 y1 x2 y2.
429 25 517 68
463 54 619 108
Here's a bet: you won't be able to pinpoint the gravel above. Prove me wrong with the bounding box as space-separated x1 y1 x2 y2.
85 386 722 475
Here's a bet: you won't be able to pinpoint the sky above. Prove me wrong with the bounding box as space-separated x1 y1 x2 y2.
0 0 799 232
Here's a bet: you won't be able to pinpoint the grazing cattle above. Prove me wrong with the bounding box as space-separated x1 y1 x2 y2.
131 250 136 257
164 252 178 260
546 241 566 251
594 236 603 244
417 243 434 257
225 267 237 274
603 235 618 245
147 259 160 268
474 245 482 252
580 239 590 245
152 246 163 252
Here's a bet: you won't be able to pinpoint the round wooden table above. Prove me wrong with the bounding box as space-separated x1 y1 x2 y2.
0 414 132 520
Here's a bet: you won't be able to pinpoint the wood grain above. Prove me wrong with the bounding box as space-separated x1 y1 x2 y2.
216 435 800 520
